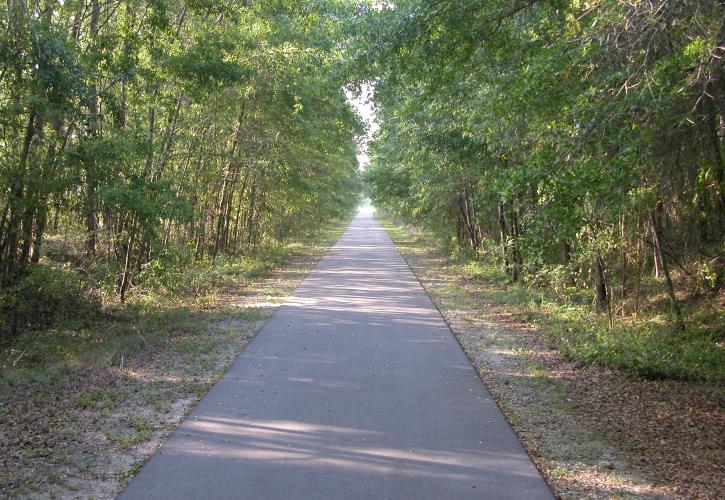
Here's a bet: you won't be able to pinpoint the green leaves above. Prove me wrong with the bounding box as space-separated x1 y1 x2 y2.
356 0 724 336
164 34 244 91
0 0 363 304
101 178 192 225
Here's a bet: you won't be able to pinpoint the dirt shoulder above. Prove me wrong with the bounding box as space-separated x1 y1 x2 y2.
380 218 724 499
0 223 347 499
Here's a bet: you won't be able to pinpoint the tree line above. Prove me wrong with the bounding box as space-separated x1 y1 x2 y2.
358 0 724 332
0 0 361 312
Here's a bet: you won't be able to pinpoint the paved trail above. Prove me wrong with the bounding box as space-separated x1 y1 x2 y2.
120 212 552 499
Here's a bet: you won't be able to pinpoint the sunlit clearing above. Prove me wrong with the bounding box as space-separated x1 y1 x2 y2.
358 198 374 215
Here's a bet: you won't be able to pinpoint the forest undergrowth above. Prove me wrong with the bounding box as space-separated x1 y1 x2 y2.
378 212 724 498
0 218 350 498
379 211 724 384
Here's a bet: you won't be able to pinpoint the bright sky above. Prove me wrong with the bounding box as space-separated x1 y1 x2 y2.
346 82 379 170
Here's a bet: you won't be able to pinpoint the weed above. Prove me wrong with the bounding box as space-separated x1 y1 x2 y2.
74 387 125 411
379 215 725 383
119 461 144 482
0 217 350 498
550 466 569 478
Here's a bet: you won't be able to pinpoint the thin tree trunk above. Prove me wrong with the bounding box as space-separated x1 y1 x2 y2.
498 202 509 275
0 201 9 248
145 106 155 175
509 207 522 283
464 186 478 250
246 181 258 247
85 0 101 257
707 103 724 221
651 222 662 278
649 205 685 332
457 191 477 252
620 214 626 317
1 110 36 287
231 170 250 250
119 231 134 304
155 98 183 178
593 253 608 313
213 102 245 257
634 227 643 316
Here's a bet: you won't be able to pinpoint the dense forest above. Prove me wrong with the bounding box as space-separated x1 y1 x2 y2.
0 1 723 496
1 0 723 364
0 0 361 333
360 0 724 379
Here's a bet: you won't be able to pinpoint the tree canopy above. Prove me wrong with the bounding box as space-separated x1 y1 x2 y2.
1 0 723 346
0 0 363 308
357 0 724 334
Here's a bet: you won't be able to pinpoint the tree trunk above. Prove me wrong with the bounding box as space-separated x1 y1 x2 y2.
620 215 626 317
707 102 724 222
651 223 662 278
85 0 101 257
30 205 46 264
231 170 250 250
119 231 134 304
464 186 479 251
0 110 36 287
213 102 246 257
246 181 258 248
649 205 685 332
145 106 155 175
593 253 608 313
509 207 522 283
634 227 643 316
155 98 183 178
498 202 510 275
457 191 477 252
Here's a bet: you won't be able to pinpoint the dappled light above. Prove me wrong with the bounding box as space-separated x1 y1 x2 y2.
168 416 539 481
119 213 553 499
3 0 721 497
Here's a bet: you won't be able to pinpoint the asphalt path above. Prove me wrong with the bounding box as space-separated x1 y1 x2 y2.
119 211 553 499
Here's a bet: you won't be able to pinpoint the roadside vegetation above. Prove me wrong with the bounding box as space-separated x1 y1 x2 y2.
0 219 350 497
356 1 724 384
378 213 724 498
1 226 347 389
451 243 723 383
1 1 361 496
376 209 722 383
2 0 723 496
0 0 361 323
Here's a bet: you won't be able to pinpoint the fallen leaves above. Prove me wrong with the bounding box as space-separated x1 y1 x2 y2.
390 223 724 499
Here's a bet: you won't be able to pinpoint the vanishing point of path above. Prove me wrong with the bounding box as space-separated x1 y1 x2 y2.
119 212 553 499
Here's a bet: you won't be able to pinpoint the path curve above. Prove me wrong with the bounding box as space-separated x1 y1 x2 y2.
119 212 553 499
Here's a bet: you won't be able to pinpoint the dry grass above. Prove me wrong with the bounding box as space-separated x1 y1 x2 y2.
0 222 348 499
379 215 724 499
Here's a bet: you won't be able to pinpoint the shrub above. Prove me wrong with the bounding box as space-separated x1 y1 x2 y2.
0 265 100 337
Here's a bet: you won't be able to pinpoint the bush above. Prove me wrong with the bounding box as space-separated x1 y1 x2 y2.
132 242 287 300
0 265 100 337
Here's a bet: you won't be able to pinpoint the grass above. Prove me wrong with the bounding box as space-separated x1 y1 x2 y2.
377 214 725 383
456 259 724 382
0 222 347 385
0 216 351 497
378 212 725 498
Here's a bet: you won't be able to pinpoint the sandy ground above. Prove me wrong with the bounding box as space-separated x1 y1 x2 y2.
382 219 724 499
0 230 340 499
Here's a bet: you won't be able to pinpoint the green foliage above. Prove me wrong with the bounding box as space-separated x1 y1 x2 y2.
0 0 363 315
559 321 724 382
355 0 723 344
0 265 100 336
134 250 280 299
0 217 346 393
383 215 724 383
